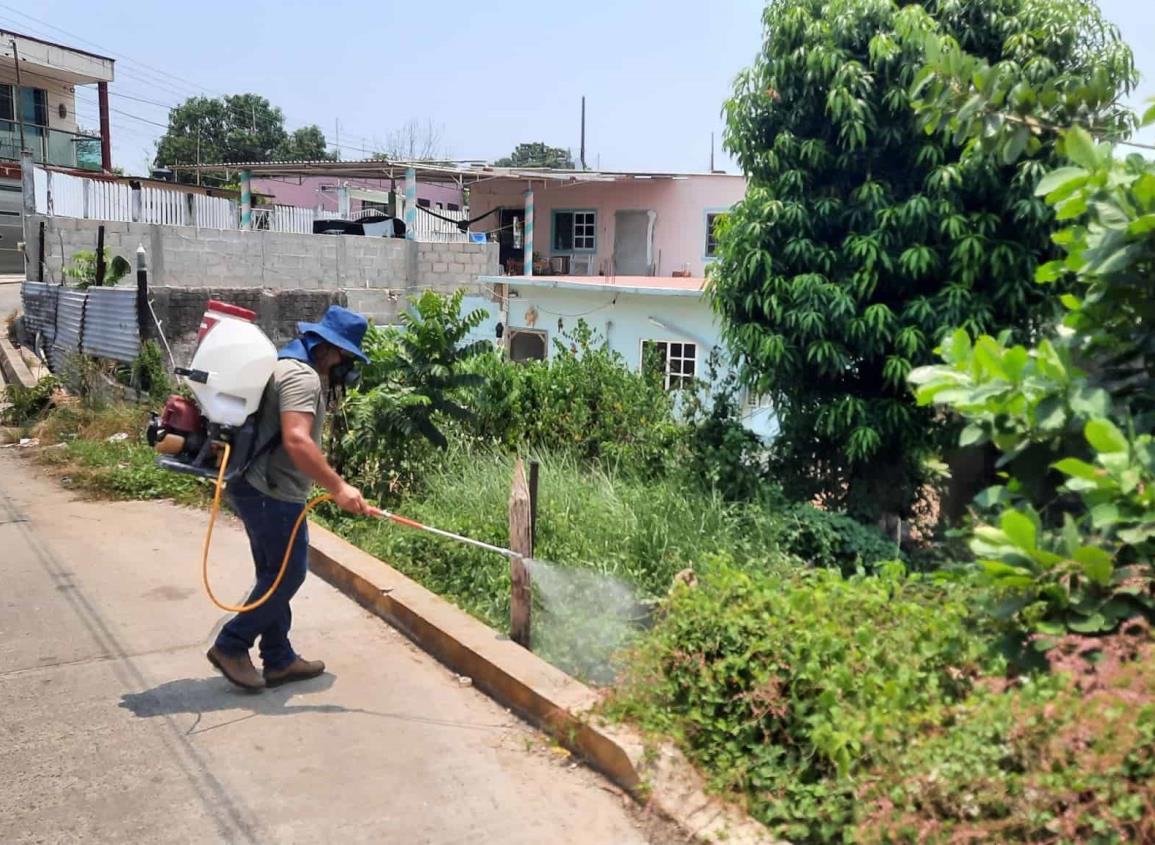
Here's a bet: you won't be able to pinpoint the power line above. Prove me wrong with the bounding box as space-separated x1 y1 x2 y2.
0 8 384 153
0 8 421 166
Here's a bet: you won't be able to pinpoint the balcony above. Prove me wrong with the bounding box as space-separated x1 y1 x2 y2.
0 120 103 171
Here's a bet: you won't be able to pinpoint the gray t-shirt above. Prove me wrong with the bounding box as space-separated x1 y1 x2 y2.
245 358 325 503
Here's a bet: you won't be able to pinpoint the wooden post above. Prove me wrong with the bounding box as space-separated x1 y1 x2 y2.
508 458 533 649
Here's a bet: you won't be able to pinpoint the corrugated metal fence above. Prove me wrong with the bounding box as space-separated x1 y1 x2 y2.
21 280 142 371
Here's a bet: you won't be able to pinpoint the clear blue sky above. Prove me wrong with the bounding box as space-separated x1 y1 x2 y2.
9 0 1154 175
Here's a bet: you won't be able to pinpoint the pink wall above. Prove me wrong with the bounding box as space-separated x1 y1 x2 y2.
251 175 463 215
468 174 746 277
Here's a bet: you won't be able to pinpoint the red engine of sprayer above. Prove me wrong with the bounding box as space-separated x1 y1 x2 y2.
147 395 206 459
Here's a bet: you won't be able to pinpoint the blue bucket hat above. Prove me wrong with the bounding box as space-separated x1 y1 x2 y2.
297 305 369 363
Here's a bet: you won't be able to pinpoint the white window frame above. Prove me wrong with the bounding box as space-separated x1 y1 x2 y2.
552 209 597 253
704 210 729 259
641 339 698 390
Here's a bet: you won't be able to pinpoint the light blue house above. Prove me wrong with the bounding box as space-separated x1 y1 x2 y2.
462 274 777 439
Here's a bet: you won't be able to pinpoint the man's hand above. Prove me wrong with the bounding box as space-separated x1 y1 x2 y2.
333 481 371 516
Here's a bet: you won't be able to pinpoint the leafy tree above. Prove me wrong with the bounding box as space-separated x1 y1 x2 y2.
910 17 1154 637
154 94 333 183
273 125 334 162
709 0 1136 520
494 142 575 169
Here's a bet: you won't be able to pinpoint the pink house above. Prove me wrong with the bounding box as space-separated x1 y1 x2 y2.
466 170 746 283
251 174 463 217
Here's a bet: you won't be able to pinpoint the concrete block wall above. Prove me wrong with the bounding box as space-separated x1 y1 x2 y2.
150 287 347 367
28 214 412 291
26 216 498 326
343 288 402 326
416 242 499 294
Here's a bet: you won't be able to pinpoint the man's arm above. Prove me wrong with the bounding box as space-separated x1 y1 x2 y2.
281 410 372 515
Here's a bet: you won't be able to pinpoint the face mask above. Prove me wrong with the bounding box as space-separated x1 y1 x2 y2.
329 358 360 388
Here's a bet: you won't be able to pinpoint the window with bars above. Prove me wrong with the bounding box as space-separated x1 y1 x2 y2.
552 209 596 252
705 211 729 257
642 340 697 390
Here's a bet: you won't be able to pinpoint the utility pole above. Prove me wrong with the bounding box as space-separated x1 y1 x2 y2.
580 96 588 171
10 39 26 154
710 132 715 172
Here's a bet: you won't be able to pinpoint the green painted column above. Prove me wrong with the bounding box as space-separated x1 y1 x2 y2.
240 169 252 229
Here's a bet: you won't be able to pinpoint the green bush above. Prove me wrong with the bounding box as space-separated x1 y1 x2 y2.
608 565 996 843
855 624 1155 843
464 322 685 476
774 503 902 575
2 375 60 426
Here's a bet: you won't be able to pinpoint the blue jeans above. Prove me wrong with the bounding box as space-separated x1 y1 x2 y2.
213 477 308 671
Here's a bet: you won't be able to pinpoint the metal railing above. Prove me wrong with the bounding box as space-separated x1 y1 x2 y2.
0 121 102 171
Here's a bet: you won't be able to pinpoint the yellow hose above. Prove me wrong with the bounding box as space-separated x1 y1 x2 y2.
202 441 331 613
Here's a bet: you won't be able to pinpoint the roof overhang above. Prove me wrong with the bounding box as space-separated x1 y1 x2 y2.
0 29 115 85
172 158 743 187
480 274 707 297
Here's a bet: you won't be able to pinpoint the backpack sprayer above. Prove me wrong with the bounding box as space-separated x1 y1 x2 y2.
148 300 527 613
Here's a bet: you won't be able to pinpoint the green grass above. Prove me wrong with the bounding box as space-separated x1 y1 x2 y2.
38 438 209 506
322 447 900 681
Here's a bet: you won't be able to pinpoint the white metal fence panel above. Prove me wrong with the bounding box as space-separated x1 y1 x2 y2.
269 205 315 234
34 166 49 213
140 186 188 226
412 206 470 242
90 178 132 221
47 170 87 217
194 193 235 229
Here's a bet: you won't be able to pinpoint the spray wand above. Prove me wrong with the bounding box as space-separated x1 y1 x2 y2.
372 508 525 561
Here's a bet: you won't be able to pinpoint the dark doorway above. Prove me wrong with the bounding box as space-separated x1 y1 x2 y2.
498 208 525 274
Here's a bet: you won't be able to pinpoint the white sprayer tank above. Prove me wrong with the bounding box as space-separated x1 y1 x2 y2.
187 301 276 427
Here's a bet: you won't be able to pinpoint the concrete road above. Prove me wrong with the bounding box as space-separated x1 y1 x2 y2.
0 451 662 844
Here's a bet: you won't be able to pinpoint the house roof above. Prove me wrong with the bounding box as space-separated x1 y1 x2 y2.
170 158 742 187
0 28 115 63
0 29 115 85
480 274 709 297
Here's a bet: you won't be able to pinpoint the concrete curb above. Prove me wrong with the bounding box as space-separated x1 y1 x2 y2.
0 337 38 390
308 524 779 845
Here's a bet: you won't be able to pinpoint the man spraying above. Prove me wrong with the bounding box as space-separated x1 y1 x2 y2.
207 305 373 691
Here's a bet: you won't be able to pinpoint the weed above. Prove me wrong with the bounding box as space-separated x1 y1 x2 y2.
2 375 61 427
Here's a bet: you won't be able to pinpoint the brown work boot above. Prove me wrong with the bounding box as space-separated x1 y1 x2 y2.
206 646 265 691
264 656 326 688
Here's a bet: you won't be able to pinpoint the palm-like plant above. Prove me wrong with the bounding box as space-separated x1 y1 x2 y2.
332 291 490 498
